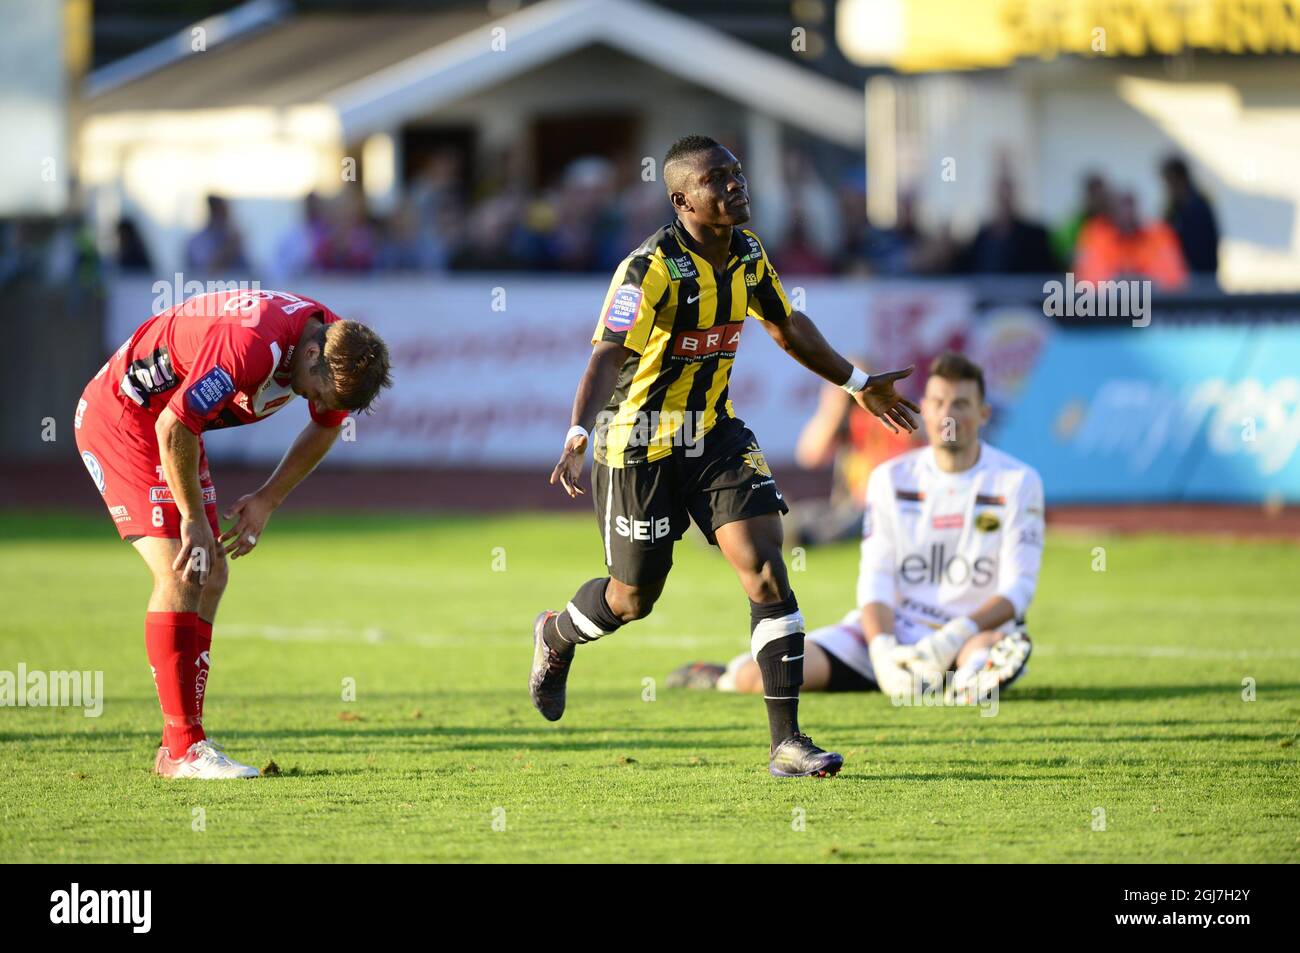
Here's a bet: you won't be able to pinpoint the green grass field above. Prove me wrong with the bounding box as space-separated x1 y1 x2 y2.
2 509 1298 863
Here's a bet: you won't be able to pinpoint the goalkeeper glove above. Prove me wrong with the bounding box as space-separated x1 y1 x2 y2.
899 617 980 684
868 634 916 700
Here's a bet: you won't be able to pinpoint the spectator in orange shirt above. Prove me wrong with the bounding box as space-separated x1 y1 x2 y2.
1075 191 1188 289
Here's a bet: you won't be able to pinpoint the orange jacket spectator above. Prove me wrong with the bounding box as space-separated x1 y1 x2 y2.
1075 194 1189 289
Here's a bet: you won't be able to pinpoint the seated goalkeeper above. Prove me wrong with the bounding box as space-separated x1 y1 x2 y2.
670 352 1043 703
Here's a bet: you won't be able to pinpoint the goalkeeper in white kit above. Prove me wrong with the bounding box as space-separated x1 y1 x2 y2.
670 352 1044 704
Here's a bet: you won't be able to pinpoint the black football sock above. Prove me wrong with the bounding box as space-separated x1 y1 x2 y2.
750 593 805 749
544 577 624 655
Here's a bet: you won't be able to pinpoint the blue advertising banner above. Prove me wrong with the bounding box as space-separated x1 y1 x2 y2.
997 327 1300 502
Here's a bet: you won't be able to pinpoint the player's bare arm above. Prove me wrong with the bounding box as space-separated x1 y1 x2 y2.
549 340 627 498
859 601 895 642
966 595 1016 633
156 406 216 585
220 420 341 559
759 311 921 433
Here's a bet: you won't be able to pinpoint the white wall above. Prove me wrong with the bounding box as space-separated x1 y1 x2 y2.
900 57 1300 290
0 0 67 215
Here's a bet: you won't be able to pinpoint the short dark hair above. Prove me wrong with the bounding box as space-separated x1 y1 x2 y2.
1161 155 1190 182
928 351 985 400
664 134 721 169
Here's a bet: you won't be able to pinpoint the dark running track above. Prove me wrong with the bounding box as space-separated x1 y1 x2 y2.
2 462 1298 540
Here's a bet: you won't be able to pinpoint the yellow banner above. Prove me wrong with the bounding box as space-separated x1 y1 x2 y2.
838 0 1300 71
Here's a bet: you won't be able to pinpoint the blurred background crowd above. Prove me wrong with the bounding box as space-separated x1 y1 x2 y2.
3 145 1221 289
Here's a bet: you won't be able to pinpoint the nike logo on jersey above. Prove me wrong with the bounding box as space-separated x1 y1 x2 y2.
781 653 804 663
686 292 702 304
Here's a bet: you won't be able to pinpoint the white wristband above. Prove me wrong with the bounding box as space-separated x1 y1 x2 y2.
841 367 870 394
564 425 588 448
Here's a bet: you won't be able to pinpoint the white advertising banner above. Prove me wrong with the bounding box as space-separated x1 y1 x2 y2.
106 276 1048 466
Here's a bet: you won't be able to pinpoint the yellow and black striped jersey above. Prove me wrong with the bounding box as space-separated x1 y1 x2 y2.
591 219 792 467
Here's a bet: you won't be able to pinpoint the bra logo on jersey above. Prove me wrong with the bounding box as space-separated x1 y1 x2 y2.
671 321 744 361
664 255 698 280
739 235 763 263
604 285 642 332
900 544 997 588
975 512 1001 533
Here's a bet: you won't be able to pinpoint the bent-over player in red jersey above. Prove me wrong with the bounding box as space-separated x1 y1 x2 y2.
74 289 392 778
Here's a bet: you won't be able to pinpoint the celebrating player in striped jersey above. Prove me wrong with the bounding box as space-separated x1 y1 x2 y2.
672 353 1044 704
530 135 920 778
75 289 391 778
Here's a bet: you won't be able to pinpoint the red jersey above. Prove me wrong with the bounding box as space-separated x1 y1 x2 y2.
95 289 349 434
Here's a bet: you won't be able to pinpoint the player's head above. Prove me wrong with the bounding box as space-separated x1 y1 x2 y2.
664 134 750 228
922 352 990 452
292 320 393 414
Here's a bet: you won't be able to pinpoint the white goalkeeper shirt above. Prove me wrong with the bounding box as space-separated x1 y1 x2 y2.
856 442 1045 633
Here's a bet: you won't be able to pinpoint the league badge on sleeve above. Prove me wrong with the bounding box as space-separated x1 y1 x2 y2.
81 451 105 494
185 366 236 415
604 285 643 332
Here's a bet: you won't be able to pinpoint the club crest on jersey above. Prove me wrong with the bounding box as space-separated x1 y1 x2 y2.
604 285 642 332
975 512 1001 533
742 445 772 478
81 451 105 493
745 271 759 287
185 366 236 415
664 255 698 280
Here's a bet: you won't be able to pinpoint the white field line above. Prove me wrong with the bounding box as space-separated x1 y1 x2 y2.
216 624 1300 659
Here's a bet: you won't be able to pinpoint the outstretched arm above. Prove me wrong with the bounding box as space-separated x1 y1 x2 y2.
760 310 920 433
220 419 341 558
550 341 628 498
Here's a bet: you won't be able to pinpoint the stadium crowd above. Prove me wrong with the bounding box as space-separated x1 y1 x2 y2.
2 148 1219 290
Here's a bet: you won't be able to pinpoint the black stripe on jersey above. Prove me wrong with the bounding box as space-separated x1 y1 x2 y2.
975 494 1006 506
621 261 701 466
896 489 926 501
689 264 735 429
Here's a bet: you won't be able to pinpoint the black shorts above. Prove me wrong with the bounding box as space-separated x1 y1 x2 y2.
591 417 789 585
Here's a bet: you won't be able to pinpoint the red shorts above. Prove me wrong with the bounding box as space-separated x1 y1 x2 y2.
74 378 220 541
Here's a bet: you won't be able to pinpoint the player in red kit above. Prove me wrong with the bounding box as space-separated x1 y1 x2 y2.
74 289 392 779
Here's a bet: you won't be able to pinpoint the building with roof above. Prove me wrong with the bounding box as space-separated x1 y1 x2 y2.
79 0 865 273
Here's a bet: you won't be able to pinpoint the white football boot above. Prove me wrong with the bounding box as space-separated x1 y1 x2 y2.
154 739 260 779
